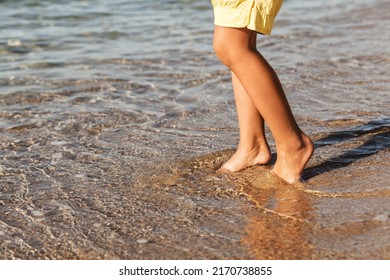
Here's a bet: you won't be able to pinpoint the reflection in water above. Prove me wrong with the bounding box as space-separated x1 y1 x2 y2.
235 168 314 259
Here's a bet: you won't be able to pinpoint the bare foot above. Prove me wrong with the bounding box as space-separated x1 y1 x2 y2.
218 145 271 173
271 133 314 184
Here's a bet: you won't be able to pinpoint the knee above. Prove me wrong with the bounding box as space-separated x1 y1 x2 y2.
213 35 253 69
213 36 239 68
213 37 225 64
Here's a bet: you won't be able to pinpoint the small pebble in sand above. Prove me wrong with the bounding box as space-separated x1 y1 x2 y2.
31 210 45 218
374 214 389 223
52 153 63 160
50 140 68 146
136 239 149 244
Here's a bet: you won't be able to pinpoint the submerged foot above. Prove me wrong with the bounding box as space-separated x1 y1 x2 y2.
218 145 271 173
271 133 314 184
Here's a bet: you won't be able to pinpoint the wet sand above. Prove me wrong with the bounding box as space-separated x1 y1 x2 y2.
1 123 389 259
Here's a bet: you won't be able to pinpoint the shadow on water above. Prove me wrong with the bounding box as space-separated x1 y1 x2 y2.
303 118 390 181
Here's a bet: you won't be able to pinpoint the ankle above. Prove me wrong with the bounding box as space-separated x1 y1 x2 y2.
276 132 310 154
237 140 269 155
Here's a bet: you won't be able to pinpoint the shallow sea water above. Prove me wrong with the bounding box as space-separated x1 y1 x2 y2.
0 0 389 259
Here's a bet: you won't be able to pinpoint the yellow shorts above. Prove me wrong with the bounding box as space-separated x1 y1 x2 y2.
211 0 283 35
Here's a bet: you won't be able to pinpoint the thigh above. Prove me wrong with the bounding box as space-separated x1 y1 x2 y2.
213 26 256 51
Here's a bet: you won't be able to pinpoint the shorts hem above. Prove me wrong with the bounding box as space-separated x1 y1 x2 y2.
212 3 278 35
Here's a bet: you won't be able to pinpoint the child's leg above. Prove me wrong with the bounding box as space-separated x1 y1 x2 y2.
213 26 314 183
220 31 271 172
219 71 272 172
